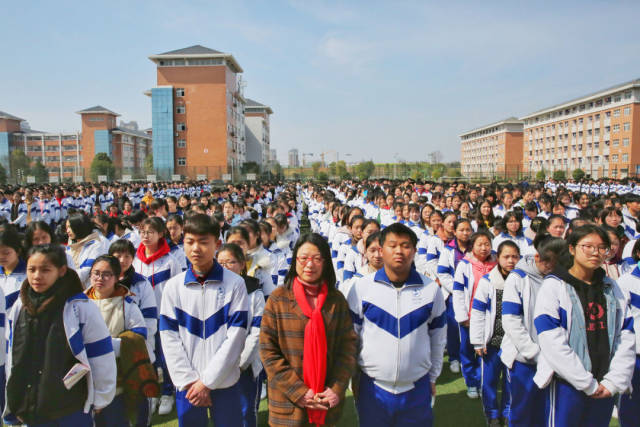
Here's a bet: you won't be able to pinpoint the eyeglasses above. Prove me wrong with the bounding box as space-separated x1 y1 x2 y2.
577 244 610 255
218 260 239 268
91 271 114 280
296 255 324 265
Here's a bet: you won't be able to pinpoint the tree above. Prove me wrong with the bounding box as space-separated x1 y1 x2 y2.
270 161 283 179
317 172 328 181
311 161 322 176
31 159 48 183
355 161 375 180
241 161 260 174
90 153 116 182
572 168 585 181
327 162 337 177
0 164 7 184
535 170 546 181
10 149 30 184
552 170 566 180
336 161 349 179
144 153 154 174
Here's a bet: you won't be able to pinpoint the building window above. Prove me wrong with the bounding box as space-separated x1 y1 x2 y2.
177 139 186 148
176 88 185 97
613 124 620 133
624 107 631 116
625 91 632 99
624 122 630 131
614 109 620 117
88 117 104 122
623 138 630 146
177 157 186 166
176 106 185 114
613 139 619 147
176 123 186 131
612 154 619 162
614 95 622 102
623 154 629 162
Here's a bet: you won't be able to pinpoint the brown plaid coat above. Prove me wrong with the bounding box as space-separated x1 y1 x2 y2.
259 285 357 427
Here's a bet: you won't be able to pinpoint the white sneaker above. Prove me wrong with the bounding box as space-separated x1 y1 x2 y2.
467 387 479 399
449 360 460 373
150 397 159 414
261 383 267 400
158 395 174 415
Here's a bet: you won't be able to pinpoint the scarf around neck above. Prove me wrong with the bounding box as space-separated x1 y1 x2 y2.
464 252 497 315
292 277 328 426
68 231 101 269
136 238 170 264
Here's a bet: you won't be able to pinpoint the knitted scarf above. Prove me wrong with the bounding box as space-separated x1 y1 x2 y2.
136 238 170 264
463 252 497 315
292 277 328 426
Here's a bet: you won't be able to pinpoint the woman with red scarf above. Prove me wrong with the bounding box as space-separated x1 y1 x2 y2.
259 233 357 427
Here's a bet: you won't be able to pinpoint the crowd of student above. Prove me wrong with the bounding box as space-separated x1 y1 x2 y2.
0 178 638 426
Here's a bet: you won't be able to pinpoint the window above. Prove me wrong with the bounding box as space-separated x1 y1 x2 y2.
88 117 104 122
176 88 185 97
613 124 620 133
177 139 186 148
613 139 619 147
614 95 622 102
177 158 186 166
176 106 185 114
614 109 620 117
623 154 629 162
612 154 619 162
176 123 186 131
623 138 630 146
624 122 630 131
174 59 185 66
625 91 632 99
624 107 631 116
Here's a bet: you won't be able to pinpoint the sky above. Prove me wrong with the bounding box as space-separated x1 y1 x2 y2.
2 0 640 165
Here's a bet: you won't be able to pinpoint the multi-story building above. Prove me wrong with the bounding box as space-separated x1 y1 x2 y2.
245 98 273 168
460 117 524 178
148 45 246 180
521 78 640 179
0 106 150 182
288 149 300 167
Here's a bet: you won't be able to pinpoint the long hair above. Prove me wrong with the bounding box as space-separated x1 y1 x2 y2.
283 233 336 290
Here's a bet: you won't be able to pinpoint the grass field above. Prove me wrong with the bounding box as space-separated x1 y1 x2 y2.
150 357 621 426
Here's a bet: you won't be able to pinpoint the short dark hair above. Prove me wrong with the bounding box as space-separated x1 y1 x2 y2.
108 239 136 257
91 254 122 279
365 231 381 250
27 243 67 268
284 233 336 290
497 240 520 256
380 223 418 248
184 214 220 237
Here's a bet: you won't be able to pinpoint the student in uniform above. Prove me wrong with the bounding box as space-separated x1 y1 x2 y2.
0 227 26 313
342 218 380 282
470 240 520 426
4 244 117 426
160 214 248 427
501 234 567 427
66 213 106 287
534 225 636 427
452 231 497 399
335 215 365 284
492 212 533 254
216 244 265 427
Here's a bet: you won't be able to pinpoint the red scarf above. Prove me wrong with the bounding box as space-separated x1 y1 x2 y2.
136 238 170 265
292 277 328 426
463 253 497 315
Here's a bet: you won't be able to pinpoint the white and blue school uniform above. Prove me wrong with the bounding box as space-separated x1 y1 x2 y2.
470 267 511 421
247 246 278 298
330 227 351 272
0 286 5 413
342 243 365 282
420 234 446 280
67 236 106 287
614 267 640 426
4 292 117 420
0 259 26 312
335 238 356 284
0 198 10 222
500 257 546 427
169 241 188 272
492 204 510 218
124 272 158 364
436 241 466 366
492 231 533 255
346 267 446 427
533 272 636 427
12 201 40 229
621 207 639 240
236 278 265 427
159 262 248 427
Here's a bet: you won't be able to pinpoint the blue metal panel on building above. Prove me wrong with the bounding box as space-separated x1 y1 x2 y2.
0 132 10 171
94 129 112 157
151 87 174 179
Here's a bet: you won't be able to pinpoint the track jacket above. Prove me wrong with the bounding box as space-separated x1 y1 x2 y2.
346 267 446 394
159 262 249 391
0 259 27 311
615 266 640 356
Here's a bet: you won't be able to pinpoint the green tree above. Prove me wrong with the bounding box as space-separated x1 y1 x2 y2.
144 153 154 174
270 161 283 179
328 162 337 177
10 149 30 184
446 167 462 177
572 168 585 181
336 161 349 179
536 170 546 181
317 172 328 181
241 161 260 174
552 170 566 180
31 159 48 183
311 161 322 176
355 161 375 180
0 163 7 184
90 153 116 182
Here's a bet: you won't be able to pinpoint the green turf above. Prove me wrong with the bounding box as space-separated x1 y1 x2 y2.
149 358 621 426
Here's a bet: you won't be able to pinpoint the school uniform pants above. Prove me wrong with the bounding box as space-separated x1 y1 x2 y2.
357 371 432 427
154 332 173 396
94 394 129 427
544 378 614 427
26 410 93 427
134 398 152 427
458 325 481 388
175 382 243 427
619 354 640 427
480 345 510 420
237 368 264 427
508 360 546 427
445 297 460 363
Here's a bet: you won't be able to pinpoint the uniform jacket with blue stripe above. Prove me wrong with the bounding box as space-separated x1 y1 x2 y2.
436 240 467 299
500 256 544 368
452 258 477 323
615 266 640 356
533 273 635 395
343 244 364 282
416 233 443 280
132 252 182 309
67 238 106 287
0 199 10 222
238 285 265 378
12 202 40 228
492 232 533 255
125 272 158 363
469 267 503 349
159 262 249 391
0 259 27 312
5 293 117 414
346 268 446 394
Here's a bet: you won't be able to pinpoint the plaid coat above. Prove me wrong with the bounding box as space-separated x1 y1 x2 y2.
259 284 357 427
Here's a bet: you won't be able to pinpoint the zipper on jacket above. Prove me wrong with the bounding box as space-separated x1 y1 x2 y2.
201 283 206 339
394 288 401 387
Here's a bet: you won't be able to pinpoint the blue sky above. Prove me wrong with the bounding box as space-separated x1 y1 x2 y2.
2 0 640 165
